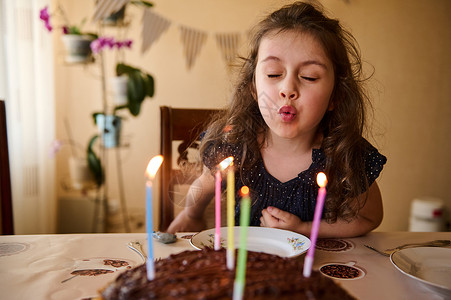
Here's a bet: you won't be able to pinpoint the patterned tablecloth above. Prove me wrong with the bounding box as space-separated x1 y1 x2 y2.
0 231 450 299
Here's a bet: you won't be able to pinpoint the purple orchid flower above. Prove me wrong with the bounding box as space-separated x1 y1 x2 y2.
122 39 133 48
39 6 53 32
39 6 50 22
91 36 133 54
48 140 63 158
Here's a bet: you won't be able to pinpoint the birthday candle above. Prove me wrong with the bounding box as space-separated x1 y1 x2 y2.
215 157 234 251
303 172 327 278
145 155 164 281
226 161 235 270
214 169 222 250
233 186 250 300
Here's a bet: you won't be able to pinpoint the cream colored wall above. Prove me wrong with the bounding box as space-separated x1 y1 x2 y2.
54 0 451 232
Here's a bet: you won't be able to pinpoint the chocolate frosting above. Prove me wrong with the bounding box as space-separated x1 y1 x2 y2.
101 248 355 299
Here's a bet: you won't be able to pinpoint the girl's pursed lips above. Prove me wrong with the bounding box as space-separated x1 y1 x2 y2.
278 105 297 122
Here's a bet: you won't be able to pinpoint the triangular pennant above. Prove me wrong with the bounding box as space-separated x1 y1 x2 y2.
141 9 171 53
179 26 207 70
92 0 130 22
215 32 241 67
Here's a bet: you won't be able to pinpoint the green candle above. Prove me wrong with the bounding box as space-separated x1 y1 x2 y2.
233 186 250 300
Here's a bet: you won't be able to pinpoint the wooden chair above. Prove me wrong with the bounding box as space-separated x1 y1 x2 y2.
0 100 14 235
159 106 221 231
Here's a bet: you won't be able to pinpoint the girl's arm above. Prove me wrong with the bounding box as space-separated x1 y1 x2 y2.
166 166 215 233
260 182 383 238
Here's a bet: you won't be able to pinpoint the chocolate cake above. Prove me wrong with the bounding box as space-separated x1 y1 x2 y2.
101 248 355 299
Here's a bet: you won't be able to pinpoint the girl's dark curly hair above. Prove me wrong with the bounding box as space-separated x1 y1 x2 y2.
200 1 372 223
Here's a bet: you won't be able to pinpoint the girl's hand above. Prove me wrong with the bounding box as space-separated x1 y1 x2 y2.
260 206 303 232
167 209 207 234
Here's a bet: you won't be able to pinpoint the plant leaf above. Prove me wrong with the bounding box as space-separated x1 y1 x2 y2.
127 71 145 116
145 74 155 98
86 135 103 186
116 63 138 76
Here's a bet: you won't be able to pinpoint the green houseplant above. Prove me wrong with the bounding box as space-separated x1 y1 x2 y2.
115 62 155 116
89 63 155 186
40 5 99 63
41 2 155 189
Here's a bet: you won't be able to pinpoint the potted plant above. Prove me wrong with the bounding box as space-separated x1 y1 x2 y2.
40 5 98 63
93 63 155 149
114 62 155 116
90 37 155 148
41 1 155 189
61 24 98 63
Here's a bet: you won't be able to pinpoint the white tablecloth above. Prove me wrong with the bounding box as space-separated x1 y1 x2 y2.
0 231 450 299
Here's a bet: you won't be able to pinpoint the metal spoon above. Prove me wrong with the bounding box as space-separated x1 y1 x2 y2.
364 239 451 257
128 241 147 263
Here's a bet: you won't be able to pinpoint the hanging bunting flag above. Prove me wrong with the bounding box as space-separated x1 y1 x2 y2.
92 0 130 22
179 25 207 70
215 32 241 68
141 9 171 53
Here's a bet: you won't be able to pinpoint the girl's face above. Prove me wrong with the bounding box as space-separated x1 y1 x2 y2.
255 30 335 142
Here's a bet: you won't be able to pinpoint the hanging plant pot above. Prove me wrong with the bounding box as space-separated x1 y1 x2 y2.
95 114 122 148
110 75 128 106
101 5 126 26
61 34 96 63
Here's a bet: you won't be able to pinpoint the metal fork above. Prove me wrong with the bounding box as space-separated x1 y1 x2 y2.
364 239 451 257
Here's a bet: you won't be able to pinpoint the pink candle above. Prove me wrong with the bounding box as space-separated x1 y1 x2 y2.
303 172 327 277
215 169 222 250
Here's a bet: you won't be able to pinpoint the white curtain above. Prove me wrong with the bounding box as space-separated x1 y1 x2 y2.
0 0 56 234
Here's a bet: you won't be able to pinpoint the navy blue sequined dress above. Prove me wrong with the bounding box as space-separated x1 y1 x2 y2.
202 139 387 226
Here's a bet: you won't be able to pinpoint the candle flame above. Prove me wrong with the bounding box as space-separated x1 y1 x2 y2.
240 186 249 196
145 155 164 180
219 156 234 170
316 172 327 188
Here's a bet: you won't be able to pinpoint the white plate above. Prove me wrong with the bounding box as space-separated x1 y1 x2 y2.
390 247 451 297
190 226 310 257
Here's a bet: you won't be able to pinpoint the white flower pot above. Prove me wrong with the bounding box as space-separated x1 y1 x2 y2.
110 76 128 106
61 34 95 63
69 156 95 190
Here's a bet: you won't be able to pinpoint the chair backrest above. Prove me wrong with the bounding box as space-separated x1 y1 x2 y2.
0 100 14 235
159 106 221 231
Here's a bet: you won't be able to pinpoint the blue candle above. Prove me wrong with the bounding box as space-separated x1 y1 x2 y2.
145 180 155 280
145 155 164 281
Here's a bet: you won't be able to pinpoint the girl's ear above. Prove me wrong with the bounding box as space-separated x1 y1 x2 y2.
327 100 335 111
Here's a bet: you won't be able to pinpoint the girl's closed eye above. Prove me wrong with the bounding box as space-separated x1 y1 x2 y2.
268 74 282 78
301 76 317 82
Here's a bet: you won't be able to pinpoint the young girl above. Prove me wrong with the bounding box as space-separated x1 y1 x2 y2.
167 1 386 238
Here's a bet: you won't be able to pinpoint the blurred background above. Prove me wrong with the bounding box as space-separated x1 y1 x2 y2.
1 0 450 234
